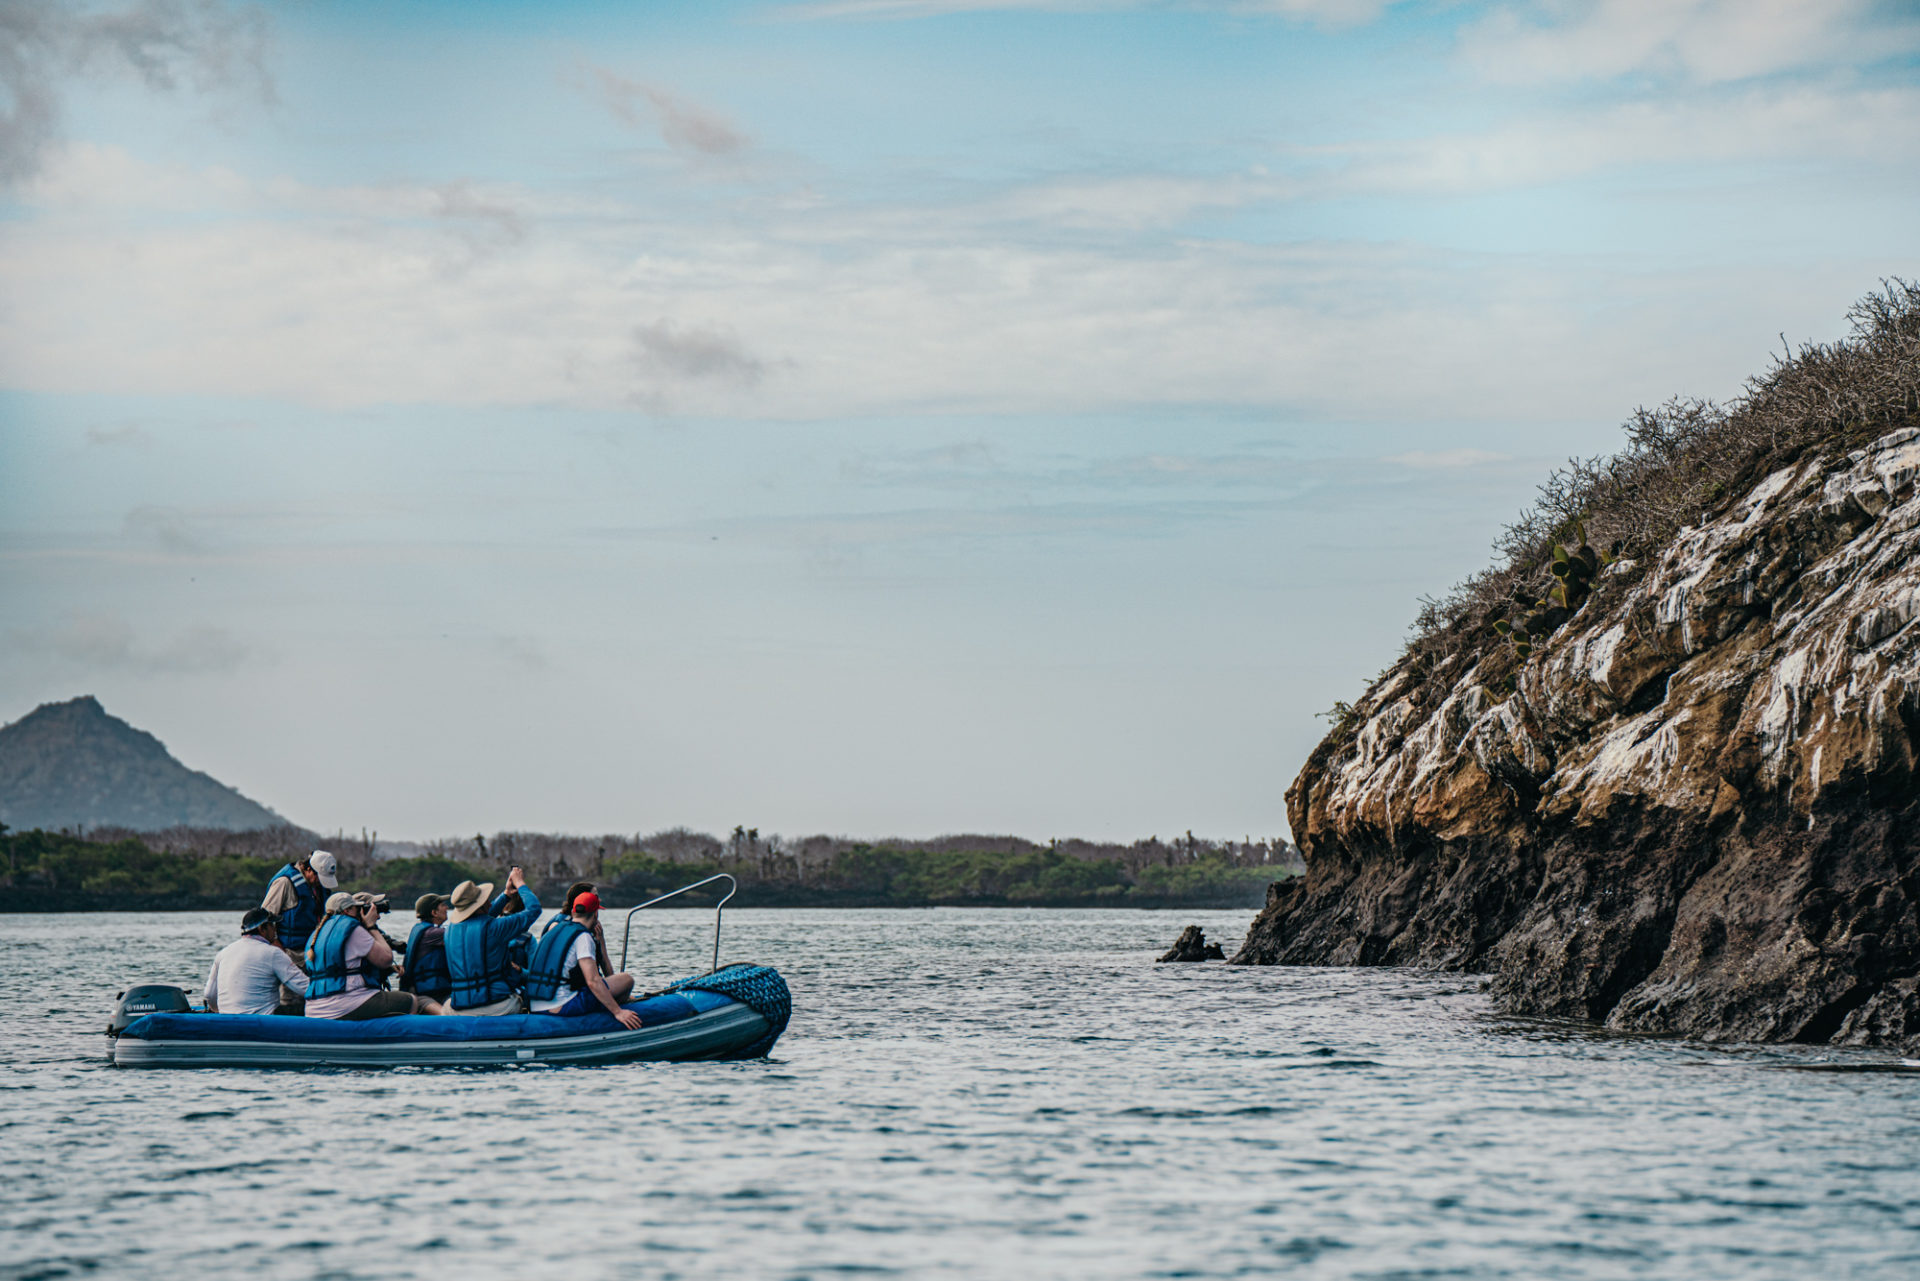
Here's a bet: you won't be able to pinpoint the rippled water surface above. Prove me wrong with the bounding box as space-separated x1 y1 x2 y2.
5 908 1920 1280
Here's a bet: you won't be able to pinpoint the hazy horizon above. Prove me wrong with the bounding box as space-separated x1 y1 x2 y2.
3 0 1918 840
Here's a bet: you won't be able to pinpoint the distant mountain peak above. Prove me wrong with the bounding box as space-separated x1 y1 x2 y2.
27 694 110 723
0 696 288 833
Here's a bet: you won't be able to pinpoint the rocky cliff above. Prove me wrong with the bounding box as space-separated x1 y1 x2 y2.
0 696 287 832
1236 304 1920 1050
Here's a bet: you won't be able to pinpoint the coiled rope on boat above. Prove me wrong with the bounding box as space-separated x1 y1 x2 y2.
664 963 791 1059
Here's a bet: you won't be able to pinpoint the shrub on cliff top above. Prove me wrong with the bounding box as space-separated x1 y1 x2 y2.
1397 279 1920 699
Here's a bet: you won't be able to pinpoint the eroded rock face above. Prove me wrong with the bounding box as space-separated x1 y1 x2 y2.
1235 429 1920 1049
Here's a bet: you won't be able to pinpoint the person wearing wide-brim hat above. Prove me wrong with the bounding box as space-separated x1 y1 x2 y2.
443 867 542 1014
447 879 496 923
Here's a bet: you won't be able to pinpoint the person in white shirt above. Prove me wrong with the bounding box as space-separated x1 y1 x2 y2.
204 909 310 1015
522 893 642 1028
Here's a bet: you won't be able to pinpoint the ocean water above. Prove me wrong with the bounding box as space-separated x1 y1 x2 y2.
4 907 1919 1281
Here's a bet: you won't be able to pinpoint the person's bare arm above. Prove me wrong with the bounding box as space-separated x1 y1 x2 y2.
272 948 310 996
582 959 642 1029
363 929 393 968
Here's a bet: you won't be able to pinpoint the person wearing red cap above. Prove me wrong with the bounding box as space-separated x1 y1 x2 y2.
521 892 642 1028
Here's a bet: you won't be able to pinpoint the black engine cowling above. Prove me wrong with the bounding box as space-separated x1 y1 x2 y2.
108 984 191 1036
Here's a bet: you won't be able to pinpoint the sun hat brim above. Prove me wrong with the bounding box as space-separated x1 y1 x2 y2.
447 881 496 923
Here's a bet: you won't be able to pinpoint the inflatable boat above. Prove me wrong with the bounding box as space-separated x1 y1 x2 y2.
110 963 790 1069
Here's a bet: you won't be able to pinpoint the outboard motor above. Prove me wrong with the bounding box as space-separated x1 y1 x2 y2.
107 985 192 1037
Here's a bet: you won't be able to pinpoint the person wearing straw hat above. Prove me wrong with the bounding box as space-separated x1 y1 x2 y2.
443 867 542 1015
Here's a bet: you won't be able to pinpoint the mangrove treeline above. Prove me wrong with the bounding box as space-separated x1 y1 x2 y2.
0 825 1299 912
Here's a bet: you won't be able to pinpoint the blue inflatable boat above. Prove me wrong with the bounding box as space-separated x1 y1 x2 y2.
112 963 790 1069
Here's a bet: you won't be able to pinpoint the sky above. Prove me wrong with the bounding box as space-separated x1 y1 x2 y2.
1 0 1917 842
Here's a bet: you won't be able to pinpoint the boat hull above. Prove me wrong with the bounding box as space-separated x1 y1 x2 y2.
114 1002 769 1068
111 964 792 1069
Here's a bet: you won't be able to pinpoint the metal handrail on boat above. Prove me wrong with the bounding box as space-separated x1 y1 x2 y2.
617 873 737 973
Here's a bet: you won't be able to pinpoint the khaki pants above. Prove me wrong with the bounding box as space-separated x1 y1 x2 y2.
452 994 523 1016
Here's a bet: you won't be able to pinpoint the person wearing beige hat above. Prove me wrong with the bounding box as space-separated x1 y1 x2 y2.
444 867 542 1015
305 891 451 1019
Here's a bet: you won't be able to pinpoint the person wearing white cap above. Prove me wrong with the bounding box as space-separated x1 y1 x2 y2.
261 850 339 957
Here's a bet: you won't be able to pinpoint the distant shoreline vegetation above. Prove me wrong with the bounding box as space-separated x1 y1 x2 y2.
0 825 1300 913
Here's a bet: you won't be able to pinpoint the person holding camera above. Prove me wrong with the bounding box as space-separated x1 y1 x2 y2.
306 892 450 1019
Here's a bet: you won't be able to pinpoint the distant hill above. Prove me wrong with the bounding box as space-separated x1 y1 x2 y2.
0 696 288 833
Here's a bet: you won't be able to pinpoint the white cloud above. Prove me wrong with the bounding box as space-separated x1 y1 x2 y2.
1326 82 1920 194
6 613 254 675
970 171 1288 231
0 141 1898 425
785 1 1125 19
1462 0 1915 86
0 0 272 185
784 0 1388 23
1386 449 1511 469
1234 0 1391 25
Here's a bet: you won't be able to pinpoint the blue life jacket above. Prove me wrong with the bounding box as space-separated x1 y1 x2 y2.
305 915 367 999
404 921 450 997
492 895 533 977
444 887 541 1008
522 919 590 1002
446 918 514 1007
271 863 321 953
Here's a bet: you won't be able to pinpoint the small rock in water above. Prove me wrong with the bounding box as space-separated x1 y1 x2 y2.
1157 925 1225 963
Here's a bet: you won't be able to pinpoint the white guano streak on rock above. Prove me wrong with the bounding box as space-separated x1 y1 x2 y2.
1584 624 1625 694
1756 647 1813 788
1547 704 1693 817
1311 431 1920 842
